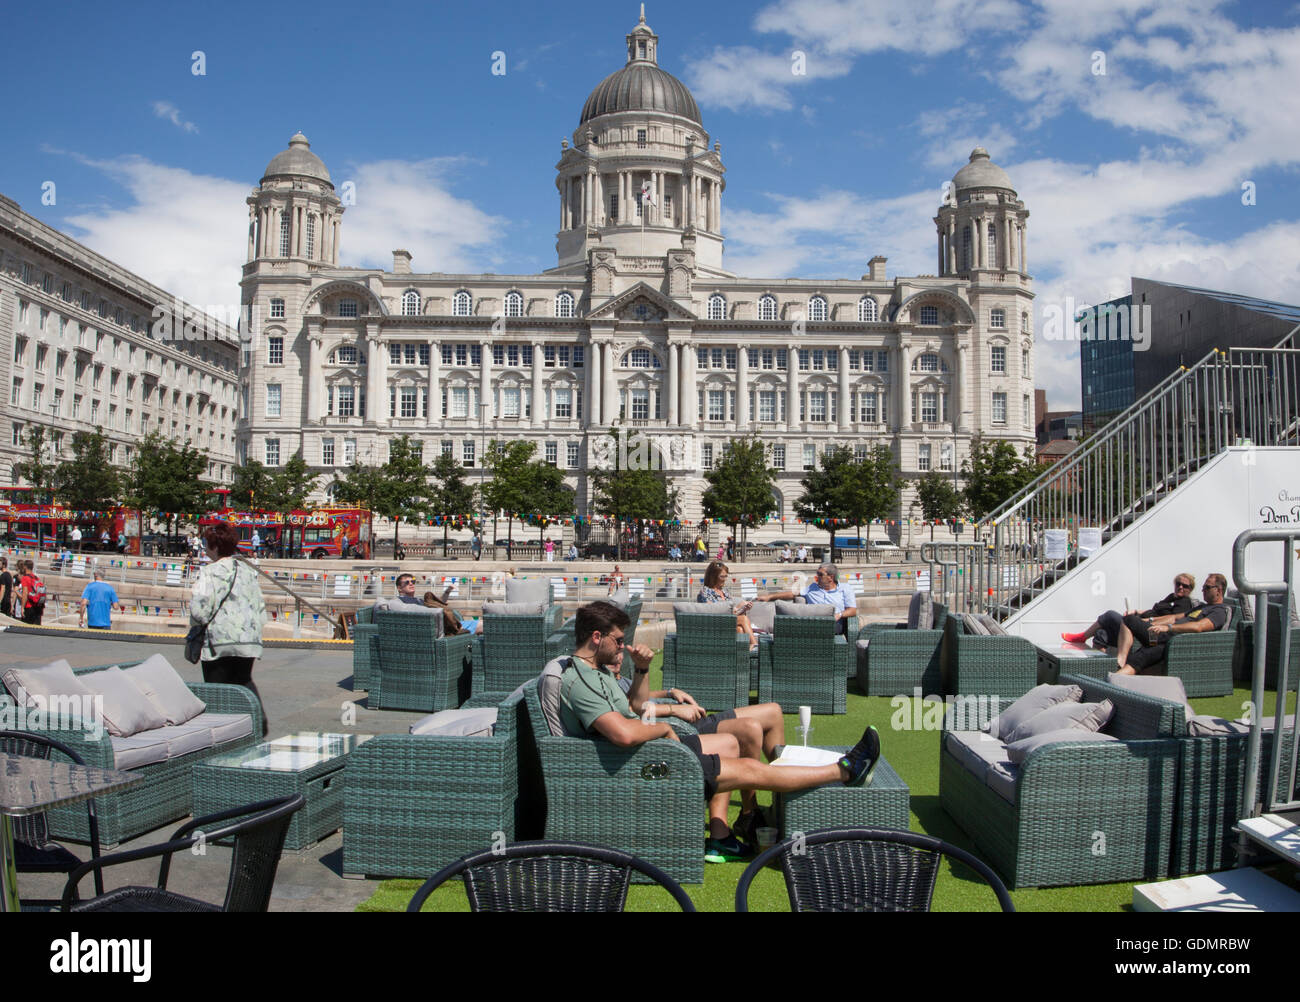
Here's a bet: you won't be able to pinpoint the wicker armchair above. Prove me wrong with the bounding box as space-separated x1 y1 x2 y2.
11 664 264 847
1231 600 1298 690
521 679 705 885
856 603 949 696
940 615 1038 700
472 604 567 694
940 673 1183 888
343 688 530 878
1159 616 1237 697
661 606 751 711
351 606 376 691
757 607 849 714
370 611 474 712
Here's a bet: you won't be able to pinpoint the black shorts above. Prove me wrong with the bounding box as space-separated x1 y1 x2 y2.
692 708 737 736
680 734 722 800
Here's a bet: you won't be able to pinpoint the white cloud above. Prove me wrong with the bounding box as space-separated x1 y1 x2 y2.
684 45 851 112
152 101 198 134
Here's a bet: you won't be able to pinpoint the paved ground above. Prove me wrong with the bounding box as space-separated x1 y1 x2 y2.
5 632 422 912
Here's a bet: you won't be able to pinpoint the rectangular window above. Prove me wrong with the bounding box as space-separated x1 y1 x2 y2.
707 389 725 421
760 349 774 370
502 386 521 417
338 299 358 318
918 444 931 471
12 424 21 446
265 438 280 466
544 346 556 367
462 441 475 468
940 442 953 472
1022 347 1030 374
13 337 25 365
270 299 285 319
455 344 468 366
390 344 402 365
35 345 47 372
545 442 558 466
798 350 810 371
772 445 785 471
808 391 827 422
573 345 584 368
812 350 825 371
10 379 20 407
321 438 335 465
630 388 649 420
33 384 44 412
344 439 357 464
268 337 283 364
610 194 619 220
993 392 1007 424
557 346 570 367
991 346 1006 373
404 344 418 365
861 392 877 423
492 345 505 365
724 349 737 370
279 216 291 256
266 384 281 417
803 444 816 471
401 387 418 417
758 390 776 422
701 443 713 470
567 442 579 468
921 392 938 423
637 128 647 148
441 345 454 365
441 440 453 458
305 216 316 258
1023 394 1031 427
337 385 356 417
90 399 99 423
877 351 889 373
555 387 573 418
451 386 469 417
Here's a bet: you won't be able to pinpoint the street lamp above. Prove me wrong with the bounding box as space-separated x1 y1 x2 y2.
479 400 492 560
951 409 973 539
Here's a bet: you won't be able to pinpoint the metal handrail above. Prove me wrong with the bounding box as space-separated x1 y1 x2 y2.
234 554 339 637
1231 529 1299 823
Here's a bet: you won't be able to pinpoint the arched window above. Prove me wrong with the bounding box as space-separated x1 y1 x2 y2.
916 353 941 372
555 291 575 318
333 345 359 365
708 294 726 320
758 295 777 321
452 290 472 317
624 348 654 369
858 297 878 323
987 226 998 267
504 291 524 318
401 290 420 316
961 226 972 271
807 296 828 322
990 308 1006 329
919 305 939 326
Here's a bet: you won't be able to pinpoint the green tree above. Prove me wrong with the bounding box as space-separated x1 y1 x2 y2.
229 460 274 510
428 452 477 553
376 436 431 552
590 431 679 559
794 445 859 560
123 432 209 547
847 445 904 549
522 457 577 549
914 470 966 539
53 431 121 513
962 436 1039 520
482 440 538 557
700 437 777 562
265 451 318 511
12 425 59 549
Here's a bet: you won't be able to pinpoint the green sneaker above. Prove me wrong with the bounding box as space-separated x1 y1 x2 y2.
704 834 754 863
840 725 881 787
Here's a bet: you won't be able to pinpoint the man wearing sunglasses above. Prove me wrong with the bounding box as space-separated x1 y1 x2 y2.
556 601 881 862
1114 573 1232 675
1061 574 1198 651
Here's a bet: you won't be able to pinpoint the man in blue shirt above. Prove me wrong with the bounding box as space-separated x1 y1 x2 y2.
757 563 858 634
79 568 119 630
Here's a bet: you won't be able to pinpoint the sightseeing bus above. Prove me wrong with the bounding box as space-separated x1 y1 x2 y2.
0 490 141 554
199 506 372 559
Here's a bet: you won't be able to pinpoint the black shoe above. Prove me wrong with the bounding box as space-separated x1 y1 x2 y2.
733 807 768 844
840 725 881 787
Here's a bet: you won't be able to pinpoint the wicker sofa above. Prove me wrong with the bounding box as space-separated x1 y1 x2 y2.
1 660 263 847
940 673 1183 888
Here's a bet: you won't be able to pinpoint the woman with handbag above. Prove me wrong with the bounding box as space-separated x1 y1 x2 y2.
189 522 269 736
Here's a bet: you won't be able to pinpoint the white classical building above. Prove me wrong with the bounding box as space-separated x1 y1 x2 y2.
0 195 240 488
238 11 1035 526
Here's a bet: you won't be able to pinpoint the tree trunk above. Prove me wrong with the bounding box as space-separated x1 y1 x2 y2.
506 518 513 560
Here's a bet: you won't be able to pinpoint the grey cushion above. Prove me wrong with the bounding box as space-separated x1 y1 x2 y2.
1005 728 1119 765
1105 672 1194 723
483 602 547 617
123 654 206 725
189 711 254 744
505 578 551 605
775 600 835 617
944 730 1012 783
976 613 1008 636
961 612 990 635
1 659 94 709
606 588 633 610
410 707 499 737
1260 713 1297 733
1188 715 1252 737
538 658 567 736
906 591 925 629
110 734 170 770
1003 699 1114 743
856 636 871 651
673 601 734 617
83 667 169 738
373 596 438 616
149 721 215 758
918 596 934 630
985 760 1020 804
985 684 1084 741
747 601 776 633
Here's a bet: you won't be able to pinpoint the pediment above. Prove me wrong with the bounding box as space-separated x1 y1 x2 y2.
588 281 696 322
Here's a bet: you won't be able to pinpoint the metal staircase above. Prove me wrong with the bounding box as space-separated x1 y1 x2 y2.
940 326 1300 617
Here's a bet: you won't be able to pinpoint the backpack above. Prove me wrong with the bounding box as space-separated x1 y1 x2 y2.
26 575 46 609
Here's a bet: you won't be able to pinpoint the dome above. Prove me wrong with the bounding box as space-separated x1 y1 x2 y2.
580 62 702 127
262 133 332 186
952 147 1014 193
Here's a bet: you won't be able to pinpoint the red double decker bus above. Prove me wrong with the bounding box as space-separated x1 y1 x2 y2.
0 490 141 554
199 506 372 559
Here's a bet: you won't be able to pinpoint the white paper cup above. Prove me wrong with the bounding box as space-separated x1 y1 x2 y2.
756 827 778 850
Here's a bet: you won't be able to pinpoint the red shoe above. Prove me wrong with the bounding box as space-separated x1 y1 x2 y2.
1061 631 1087 643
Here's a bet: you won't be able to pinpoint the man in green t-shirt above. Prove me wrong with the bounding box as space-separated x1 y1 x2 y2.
558 601 882 860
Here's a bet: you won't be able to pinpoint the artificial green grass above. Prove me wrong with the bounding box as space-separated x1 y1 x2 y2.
359 658 1296 913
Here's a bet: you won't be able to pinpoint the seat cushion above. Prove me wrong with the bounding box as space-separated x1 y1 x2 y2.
484 602 547 617
975 613 1008 636
1003 699 1115 743
961 613 990 635
906 591 930 629
538 659 566 736
410 707 499 737
1 659 93 708
505 578 550 605
83 667 169 738
985 761 1020 804
774 600 834 617
189 711 254 744
110 734 170 770
123 654 206 725
984 683 1083 742
673 601 734 617
1187 715 1252 737
1005 728 1119 765
944 730 1012 783
856 636 871 651
149 722 216 759
747 602 776 634
1105 672 1194 724
606 588 633 610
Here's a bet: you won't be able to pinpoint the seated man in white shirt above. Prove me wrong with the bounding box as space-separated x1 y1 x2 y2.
757 563 857 634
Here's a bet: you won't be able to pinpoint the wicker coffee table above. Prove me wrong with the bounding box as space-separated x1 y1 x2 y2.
192 732 372 852
1036 645 1114 684
773 753 909 837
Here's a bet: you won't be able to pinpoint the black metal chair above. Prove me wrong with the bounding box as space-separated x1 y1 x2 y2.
735 827 1015 913
0 730 104 906
406 840 696 913
59 794 304 912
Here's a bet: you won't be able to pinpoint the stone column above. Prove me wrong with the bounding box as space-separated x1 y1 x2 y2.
897 342 911 428
736 343 749 428
955 343 969 432
247 206 256 261
366 324 384 425
786 344 799 432
1020 223 1027 272
587 342 601 425
601 343 616 425
838 346 851 431
666 341 679 425
531 339 544 429
306 331 322 422
428 339 439 422
480 339 493 423
684 344 697 430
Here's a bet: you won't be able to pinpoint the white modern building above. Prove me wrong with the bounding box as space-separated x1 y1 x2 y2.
0 195 240 488
238 11 1035 525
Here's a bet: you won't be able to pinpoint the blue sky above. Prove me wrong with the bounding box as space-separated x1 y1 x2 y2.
6 0 1300 407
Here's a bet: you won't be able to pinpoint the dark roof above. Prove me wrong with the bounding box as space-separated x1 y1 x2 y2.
580 62 702 127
